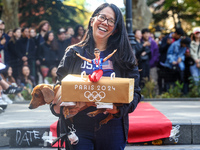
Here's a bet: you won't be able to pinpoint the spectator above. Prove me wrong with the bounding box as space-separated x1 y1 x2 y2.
140 29 152 87
57 28 71 63
29 27 37 43
1 66 24 102
7 27 22 80
162 37 191 85
15 27 36 78
17 65 36 95
66 26 74 40
70 24 84 45
44 65 57 84
143 29 159 94
158 27 184 94
38 31 58 80
189 28 200 84
133 29 151 87
0 20 10 65
35 20 51 84
6 29 13 38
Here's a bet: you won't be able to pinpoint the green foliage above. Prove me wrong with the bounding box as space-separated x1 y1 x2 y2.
160 81 184 98
21 89 32 100
148 0 200 29
141 77 156 98
18 0 88 32
188 76 200 97
7 94 15 100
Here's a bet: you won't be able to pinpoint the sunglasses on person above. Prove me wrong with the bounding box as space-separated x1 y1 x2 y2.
96 14 115 27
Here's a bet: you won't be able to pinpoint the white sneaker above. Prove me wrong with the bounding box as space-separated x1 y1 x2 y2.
0 97 7 110
2 94 13 104
14 95 24 102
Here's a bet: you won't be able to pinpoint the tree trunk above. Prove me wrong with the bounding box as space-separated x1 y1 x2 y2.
124 0 152 30
1 0 19 32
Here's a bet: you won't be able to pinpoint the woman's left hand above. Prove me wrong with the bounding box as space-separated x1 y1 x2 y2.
105 105 119 114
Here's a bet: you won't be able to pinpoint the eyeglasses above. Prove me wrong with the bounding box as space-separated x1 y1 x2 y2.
96 14 115 27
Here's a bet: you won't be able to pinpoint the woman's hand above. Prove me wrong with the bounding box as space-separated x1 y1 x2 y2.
105 105 119 114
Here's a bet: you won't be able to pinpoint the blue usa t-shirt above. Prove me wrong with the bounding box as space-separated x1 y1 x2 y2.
81 49 114 76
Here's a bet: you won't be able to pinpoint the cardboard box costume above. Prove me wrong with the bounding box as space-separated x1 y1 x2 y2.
61 73 134 104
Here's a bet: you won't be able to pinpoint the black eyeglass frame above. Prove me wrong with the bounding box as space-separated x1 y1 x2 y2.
95 13 115 27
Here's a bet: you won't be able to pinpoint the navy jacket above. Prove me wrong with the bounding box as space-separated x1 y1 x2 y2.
56 46 141 141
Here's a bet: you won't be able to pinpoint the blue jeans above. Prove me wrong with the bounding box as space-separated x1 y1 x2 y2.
70 107 126 150
190 64 200 83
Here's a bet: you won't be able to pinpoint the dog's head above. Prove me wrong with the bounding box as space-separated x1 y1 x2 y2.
29 84 54 109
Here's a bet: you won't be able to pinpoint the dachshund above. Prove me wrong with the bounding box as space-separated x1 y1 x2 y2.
28 84 120 126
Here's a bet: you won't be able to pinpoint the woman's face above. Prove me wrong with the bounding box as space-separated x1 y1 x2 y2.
78 26 84 36
22 66 30 77
42 23 49 32
8 67 12 76
14 29 21 39
51 67 57 77
48 33 54 42
135 30 142 40
30 29 36 38
91 7 115 41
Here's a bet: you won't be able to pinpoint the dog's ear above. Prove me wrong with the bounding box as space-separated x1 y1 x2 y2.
41 85 54 104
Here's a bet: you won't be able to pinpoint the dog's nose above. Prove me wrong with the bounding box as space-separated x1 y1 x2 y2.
28 105 33 109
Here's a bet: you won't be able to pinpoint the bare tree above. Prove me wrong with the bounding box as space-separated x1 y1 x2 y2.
1 0 19 31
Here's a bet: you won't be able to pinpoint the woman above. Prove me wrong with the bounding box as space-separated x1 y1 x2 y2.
56 3 141 150
39 31 58 79
70 24 84 45
190 28 200 83
44 65 57 84
7 27 22 80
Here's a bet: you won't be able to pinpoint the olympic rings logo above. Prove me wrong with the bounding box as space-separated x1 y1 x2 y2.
84 91 106 102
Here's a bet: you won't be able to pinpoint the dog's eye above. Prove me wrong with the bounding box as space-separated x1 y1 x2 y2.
35 93 39 98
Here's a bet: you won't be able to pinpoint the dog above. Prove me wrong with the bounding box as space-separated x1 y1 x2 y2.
29 84 120 126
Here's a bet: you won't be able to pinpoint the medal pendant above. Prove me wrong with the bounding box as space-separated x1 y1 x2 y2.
96 65 99 67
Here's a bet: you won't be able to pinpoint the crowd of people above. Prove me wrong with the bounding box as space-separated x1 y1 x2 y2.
0 19 85 111
133 27 199 95
0 15 199 111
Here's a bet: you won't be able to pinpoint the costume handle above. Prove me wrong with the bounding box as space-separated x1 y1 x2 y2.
81 71 86 79
110 72 115 80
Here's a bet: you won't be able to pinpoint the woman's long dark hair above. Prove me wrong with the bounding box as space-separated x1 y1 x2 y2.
73 3 136 70
44 31 58 51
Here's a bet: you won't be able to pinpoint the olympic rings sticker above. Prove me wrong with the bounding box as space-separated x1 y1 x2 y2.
84 91 106 102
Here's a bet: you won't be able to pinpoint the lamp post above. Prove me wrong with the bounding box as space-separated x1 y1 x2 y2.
126 0 136 53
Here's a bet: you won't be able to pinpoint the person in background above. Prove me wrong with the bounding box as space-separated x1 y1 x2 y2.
6 29 13 38
157 27 184 94
7 27 22 80
133 29 151 87
17 65 36 97
189 28 200 84
0 20 10 65
0 63 23 110
29 27 37 43
140 29 152 87
35 20 51 84
38 31 58 80
65 26 74 40
1 66 24 102
70 24 84 45
56 3 141 149
162 37 191 87
57 28 71 64
142 29 159 94
15 27 36 78
44 65 57 85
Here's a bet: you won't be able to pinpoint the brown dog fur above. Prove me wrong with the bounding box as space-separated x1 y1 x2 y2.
29 84 119 126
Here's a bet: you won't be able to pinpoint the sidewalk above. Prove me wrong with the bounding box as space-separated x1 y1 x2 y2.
0 100 200 148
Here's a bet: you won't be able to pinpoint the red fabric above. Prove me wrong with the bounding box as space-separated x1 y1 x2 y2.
50 121 65 147
128 102 172 143
89 69 103 82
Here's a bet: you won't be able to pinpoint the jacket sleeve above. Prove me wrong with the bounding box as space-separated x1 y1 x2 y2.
56 48 74 85
113 66 141 118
